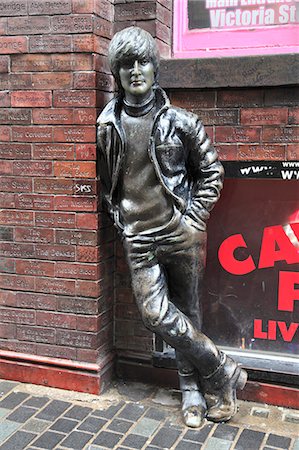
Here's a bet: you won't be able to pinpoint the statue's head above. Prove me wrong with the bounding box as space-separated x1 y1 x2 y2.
108 26 160 99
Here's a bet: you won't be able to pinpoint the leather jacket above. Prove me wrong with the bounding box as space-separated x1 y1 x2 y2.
96 87 224 232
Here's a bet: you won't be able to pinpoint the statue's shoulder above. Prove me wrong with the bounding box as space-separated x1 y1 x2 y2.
97 97 118 126
165 105 201 130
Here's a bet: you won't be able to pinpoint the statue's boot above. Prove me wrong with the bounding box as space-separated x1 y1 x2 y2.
179 371 207 428
202 352 247 423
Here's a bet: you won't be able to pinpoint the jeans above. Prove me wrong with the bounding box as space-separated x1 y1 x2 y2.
123 209 222 379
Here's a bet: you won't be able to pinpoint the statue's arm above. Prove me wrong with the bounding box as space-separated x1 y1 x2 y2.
183 114 224 227
96 123 114 218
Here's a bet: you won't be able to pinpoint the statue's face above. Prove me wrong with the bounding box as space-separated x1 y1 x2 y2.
119 58 155 102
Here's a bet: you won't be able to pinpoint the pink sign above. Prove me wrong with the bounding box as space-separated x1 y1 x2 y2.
173 0 298 58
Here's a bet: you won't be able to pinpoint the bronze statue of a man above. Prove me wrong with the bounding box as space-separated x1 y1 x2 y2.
97 26 247 428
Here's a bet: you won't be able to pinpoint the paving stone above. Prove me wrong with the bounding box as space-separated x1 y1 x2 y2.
30 430 65 449
22 418 50 434
117 403 145 421
235 429 265 450
204 436 233 450
0 420 20 442
183 423 214 443
284 413 299 424
131 417 160 437
144 407 166 421
266 433 292 449
60 430 93 449
36 400 71 421
50 417 78 433
107 418 134 434
23 397 50 409
251 407 270 418
92 401 125 419
122 434 148 449
213 423 239 441
150 426 182 448
0 430 36 450
0 392 29 409
0 408 9 420
78 416 107 433
293 439 299 450
175 440 202 450
92 430 123 448
6 406 37 423
64 405 92 421
0 381 18 398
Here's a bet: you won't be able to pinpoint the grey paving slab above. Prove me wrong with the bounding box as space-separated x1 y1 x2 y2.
121 433 148 449
50 417 78 433
92 430 123 448
60 430 93 449
22 418 51 434
0 420 20 442
92 402 125 419
36 400 71 421
204 436 233 450
235 429 266 450
23 396 50 409
0 409 8 420
64 405 92 421
131 417 160 437
30 430 65 449
77 415 107 433
0 381 17 398
213 423 239 441
107 418 134 434
293 438 299 450
117 403 146 421
175 440 202 450
0 430 36 450
144 407 166 421
149 426 182 448
266 433 292 449
6 405 37 423
0 392 29 409
183 423 214 443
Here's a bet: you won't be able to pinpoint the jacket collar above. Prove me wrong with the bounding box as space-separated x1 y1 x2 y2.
97 86 170 127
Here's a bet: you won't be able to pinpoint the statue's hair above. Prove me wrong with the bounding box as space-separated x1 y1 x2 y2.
108 26 159 91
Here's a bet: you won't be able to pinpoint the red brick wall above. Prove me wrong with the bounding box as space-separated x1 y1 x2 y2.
0 0 115 389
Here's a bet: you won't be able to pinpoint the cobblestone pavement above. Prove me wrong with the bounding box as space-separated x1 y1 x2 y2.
0 379 298 450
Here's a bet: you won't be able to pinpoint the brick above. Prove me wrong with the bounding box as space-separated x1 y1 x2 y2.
56 329 98 348
29 0 72 15
55 230 97 246
263 126 299 143
35 277 76 296
0 17 7 33
33 143 74 160
0 126 11 141
76 144 96 160
73 108 97 125
30 35 72 53
76 246 99 263
288 107 299 125
54 196 97 212
0 36 28 53
35 212 76 229
215 126 261 143
0 109 31 125
13 161 52 176
241 108 288 125
0 56 9 73
11 90 52 108
51 15 93 33
93 16 112 38
156 20 171 45
195 109 238 126
0 91 10 107
94 35 109 56
12 126 53 143
53 90 96 107
15 227 54 244
34 178 74 195
94 54 110 74
0 176 32 193
0 257 15 273
0 211 33 226
32 72 72 89
12 54 53 72
9 73 33 89
264 86 299 106
0 307 35 324
17 326 56 344
76 279 101 297
0 193 15 208
95 0 113 21
0 161 13 175
53 126 96 143
287 144 299 160
33 108 73 125
57 296 98 315
8 16 51 35
54 161 96 177
217 89 264 107
157 2 172 25
0 74 8 90
35 244 76 261
216 144 239 161
0 339 36 354
73 72 96 89
0 274 35 292
52 54 94 71
72 0 95 14
14 292 57 310
55 262 99 280
156 39 170 58
72 34 94 52
12 53 90 74
76 213 99 230
0 242 35 258
16 260 55 277
0 323 15 339
36 311 77 329
36 343 77 360
96 72 114 92
0 227 13 241
237 144 286 160
76 315 99 332
0 0 27 16
115 2 156 21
